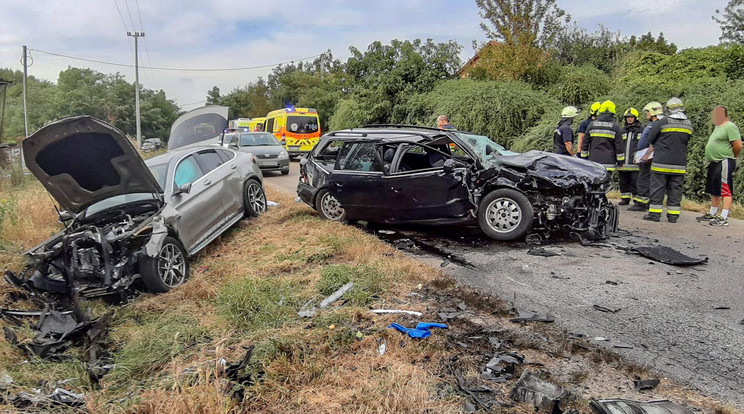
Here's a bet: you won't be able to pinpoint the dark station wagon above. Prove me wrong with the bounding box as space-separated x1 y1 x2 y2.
297 125 618 241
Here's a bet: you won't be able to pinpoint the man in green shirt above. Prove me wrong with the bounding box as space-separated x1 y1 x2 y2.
698 106 742 226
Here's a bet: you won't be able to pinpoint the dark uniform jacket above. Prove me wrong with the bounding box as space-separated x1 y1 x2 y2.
553 118 574 155
584 112 622 170
617 121 643 171
647 114 693 175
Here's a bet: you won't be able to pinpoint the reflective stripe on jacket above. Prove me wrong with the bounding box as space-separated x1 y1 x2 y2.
584 113 622 170
617 121 643 171
647 115 693 175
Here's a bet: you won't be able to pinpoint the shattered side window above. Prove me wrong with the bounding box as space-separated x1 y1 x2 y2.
316 140 345 161
454 133 516 162
337 142 382 172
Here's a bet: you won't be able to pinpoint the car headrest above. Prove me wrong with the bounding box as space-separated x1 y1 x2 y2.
383 148 395 163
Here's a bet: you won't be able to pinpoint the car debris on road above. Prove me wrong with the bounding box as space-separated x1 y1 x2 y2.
590 398 693 414
510 369 569 414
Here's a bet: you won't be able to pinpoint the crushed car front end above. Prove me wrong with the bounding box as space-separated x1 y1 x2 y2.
474 149 619 240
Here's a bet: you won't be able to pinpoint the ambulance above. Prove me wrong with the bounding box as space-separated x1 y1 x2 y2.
227 118 252 132
249 117 266 132
264 107 321 155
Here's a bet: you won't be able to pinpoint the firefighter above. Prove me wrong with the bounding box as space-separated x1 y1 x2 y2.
578 101 601 158
629 102 664 211
644 97 693 223
583 100 621 171
616 107 643 205
553 106 578 155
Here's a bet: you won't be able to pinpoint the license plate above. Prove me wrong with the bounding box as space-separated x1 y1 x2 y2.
289 146 301 151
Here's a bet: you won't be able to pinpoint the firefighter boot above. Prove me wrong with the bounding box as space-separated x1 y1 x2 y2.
643 213 661 222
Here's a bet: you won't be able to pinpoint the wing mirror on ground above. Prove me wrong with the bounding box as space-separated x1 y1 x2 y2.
174 183 192 196
443 159 456 174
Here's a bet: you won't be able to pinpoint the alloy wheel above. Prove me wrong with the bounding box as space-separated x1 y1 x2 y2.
486 197 522 233
321 193 345 220
157 243 187 287
248 182 267 214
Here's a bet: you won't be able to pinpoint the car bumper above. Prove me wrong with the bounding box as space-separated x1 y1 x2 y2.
256 158 290 170
297 182 317 207
286 144 315 154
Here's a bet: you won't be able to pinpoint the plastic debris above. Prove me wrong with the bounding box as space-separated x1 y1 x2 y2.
482 351 524 382
590 399 693 414
633 379 661 391
371 309 423 317
387 322 448 339
267 201 279 207
320 282 354 308
510 370 568 413
593 305 621 313
632 246 708 266
527 247 560 257
509 309 555 323
377 338 387 356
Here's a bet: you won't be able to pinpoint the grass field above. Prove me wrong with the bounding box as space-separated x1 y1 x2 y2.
0 176 739 413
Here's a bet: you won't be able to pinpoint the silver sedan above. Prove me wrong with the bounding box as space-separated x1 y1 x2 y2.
227 132 290 175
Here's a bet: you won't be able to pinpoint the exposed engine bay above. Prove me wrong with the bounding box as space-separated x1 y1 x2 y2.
8 200 164 298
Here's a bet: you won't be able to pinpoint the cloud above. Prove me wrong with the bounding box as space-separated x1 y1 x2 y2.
0 0 730 113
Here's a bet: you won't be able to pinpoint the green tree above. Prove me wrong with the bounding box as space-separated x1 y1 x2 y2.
714 0 744 43
629 32 678 55
206 86 221 105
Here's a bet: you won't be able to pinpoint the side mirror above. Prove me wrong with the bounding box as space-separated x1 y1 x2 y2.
299 157 308 166
174 182 192 196
443 159 456 174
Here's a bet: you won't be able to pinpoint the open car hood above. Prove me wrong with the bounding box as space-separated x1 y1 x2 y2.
23 116 163 213
168 105 228 151
493 150 611 188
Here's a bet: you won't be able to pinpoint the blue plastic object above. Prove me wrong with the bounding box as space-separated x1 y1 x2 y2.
387 322 449 339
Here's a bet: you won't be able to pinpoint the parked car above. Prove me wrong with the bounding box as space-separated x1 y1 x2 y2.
297 125 618 241
141 138 163 152
7 116 266 298
218 132 237 147
228 132 290 175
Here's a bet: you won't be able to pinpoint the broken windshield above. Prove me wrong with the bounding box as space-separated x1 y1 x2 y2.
454 132 517 165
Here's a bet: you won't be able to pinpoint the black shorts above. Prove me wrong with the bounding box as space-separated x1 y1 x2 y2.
705 159 736 197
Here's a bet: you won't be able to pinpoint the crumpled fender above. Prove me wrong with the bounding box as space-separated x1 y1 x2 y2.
144 204 180 257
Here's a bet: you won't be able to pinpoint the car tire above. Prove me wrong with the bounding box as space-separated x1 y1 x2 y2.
478 188 533 241
315 188 346 221
244 179 267 217
139 236 189 293
281 169 290 175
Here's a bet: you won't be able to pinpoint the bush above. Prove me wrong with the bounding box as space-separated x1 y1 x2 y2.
402 79 561 147
549 65 611 105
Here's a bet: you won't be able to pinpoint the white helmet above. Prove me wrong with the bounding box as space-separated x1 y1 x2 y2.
667 97 685 114
561 106 579 118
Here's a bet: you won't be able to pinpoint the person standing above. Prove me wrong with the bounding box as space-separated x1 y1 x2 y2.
616 108 643 205
553 106 578 155
583 100 621 171
644 97 693 223
436 115 456 130
629 102 664 211
697 106 742 226
578 102 601 158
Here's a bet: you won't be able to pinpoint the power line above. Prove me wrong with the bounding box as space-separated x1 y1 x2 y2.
29 48 322 72
133 0 154 85
123 0 138 35
112 0 134 56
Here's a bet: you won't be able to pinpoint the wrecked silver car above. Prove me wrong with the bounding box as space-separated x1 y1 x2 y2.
6 116 266 297
297 125 618 241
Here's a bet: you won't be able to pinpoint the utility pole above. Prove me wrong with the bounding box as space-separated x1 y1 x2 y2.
21 45 29 168
127 32 144 148
0 78 11 142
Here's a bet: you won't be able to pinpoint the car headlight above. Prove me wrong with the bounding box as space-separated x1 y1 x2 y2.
278 151 289 159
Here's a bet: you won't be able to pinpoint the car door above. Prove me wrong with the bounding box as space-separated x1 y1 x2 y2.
169 154 223 251
384 143 472 221
215 148 244 217
326 141 389 221
193 149 236 224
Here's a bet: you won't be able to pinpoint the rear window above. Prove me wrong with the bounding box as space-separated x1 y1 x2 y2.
196 150 224 174
287 116 319 134
240 133 279 146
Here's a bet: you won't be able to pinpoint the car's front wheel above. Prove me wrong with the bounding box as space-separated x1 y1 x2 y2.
315 189 346 221
244 179 267 217
139 236 189 293
478 188 533 241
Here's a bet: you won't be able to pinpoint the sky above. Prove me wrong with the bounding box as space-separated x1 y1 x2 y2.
0 0 729 110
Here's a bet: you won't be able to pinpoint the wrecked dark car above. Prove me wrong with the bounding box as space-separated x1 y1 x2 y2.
297 125 618 241
6 116 266 298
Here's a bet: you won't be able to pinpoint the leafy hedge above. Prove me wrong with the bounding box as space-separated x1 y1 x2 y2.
401 79 561 148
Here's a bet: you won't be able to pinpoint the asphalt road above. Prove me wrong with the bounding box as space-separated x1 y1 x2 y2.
264 161 744 409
